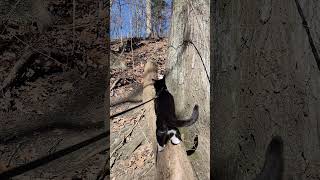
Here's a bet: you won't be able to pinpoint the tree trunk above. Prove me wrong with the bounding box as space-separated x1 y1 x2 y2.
146 0 152 38
166 0 210 179
212 0 320 179
31 0 52 33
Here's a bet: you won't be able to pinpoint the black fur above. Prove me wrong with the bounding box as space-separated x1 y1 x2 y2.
153 76 199 150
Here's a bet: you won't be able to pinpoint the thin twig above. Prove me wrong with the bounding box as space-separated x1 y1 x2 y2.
12 34 65 68
131 37 134 69
110 152 121 170
7 142 24 167
110 77 122 91
47 138 63 155
72 0 76 55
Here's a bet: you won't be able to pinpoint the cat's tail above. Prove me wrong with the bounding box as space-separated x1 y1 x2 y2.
254 136 284 180
167 105 199 127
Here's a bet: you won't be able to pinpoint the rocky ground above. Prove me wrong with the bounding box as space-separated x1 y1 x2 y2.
110 38 167 180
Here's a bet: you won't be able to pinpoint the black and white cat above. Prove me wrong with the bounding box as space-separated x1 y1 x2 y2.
153 75 199 152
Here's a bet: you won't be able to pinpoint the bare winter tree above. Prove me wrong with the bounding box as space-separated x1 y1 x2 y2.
151 0 167 38
146 0 152 38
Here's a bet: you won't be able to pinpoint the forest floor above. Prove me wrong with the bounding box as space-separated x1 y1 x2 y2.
0 1 108 179
110 38 167 180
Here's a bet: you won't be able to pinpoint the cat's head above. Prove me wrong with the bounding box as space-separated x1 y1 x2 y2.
153 75 167 92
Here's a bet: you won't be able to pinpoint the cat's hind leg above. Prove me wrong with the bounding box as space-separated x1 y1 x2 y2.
156 129 168 152
157 143 165 152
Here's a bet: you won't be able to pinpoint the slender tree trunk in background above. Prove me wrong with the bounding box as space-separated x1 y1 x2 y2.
118 0 123 44
134 2 139 37
146 0 152 38
103 1 110 179
166 0 210 179
31 0 52 33
72 0 75 54
104 0 110 132
212 0 320 179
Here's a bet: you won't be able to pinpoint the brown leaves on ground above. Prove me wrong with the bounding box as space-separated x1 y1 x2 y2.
121 144 153 170
112 116 137 133
110 38 167 179
0 0 108 179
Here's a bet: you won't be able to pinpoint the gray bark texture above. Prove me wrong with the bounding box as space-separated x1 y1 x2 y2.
166 0 210 179
212 0 320 179
146 0 152 38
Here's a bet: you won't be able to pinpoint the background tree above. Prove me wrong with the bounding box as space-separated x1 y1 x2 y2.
151 0 167 38
110 0 172 39
146 0 152 38
212 0 320 179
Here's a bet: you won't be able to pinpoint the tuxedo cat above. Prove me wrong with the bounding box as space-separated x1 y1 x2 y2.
254 136 284 180
153 76 199 152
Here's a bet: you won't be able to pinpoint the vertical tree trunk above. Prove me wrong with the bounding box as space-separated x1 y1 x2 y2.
146 0 152 38
31 0 52 33
212 0 320 179
72 0 76 54
166 0 210 179
105 0 110 141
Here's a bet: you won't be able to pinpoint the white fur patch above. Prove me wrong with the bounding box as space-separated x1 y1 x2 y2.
171 136 181 145
158 74 164 79
158 143 165 152
167 129 176 135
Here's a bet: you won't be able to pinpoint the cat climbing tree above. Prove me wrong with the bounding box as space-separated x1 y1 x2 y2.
142 60 195 180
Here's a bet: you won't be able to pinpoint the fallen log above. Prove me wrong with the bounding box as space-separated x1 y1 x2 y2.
156 143 196 180
142 60 195 180
142 60 158 160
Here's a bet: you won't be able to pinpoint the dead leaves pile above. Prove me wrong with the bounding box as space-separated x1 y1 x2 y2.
120 144 153 170
112 116 137 133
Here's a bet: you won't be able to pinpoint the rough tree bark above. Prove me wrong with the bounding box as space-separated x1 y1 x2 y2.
146 0 152 38
212 0 320 179
166 0 210 179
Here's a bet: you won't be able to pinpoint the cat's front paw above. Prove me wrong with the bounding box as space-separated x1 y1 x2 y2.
171 136 181 145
